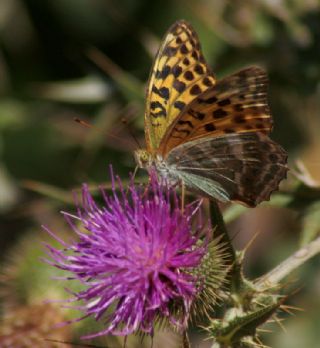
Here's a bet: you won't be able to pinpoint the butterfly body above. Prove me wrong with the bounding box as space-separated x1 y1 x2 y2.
136 20 288 207
134 149 178 185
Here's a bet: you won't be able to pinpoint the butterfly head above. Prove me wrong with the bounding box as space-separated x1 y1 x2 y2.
134 149 154 169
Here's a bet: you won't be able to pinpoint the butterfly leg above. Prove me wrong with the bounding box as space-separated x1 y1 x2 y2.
181 180 185 213
132 165 139 181
126 165 139 196
141 174 153 199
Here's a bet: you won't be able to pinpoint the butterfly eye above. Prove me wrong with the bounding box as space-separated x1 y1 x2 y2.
134 150 151 169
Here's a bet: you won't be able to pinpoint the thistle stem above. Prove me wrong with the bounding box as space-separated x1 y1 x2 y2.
255 236 320 290
182 331 191 348
210 200 236 263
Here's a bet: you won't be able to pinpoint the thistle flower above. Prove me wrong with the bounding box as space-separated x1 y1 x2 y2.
43 170 209 338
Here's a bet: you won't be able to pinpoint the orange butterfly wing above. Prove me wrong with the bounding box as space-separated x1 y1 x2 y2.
144 20 216 153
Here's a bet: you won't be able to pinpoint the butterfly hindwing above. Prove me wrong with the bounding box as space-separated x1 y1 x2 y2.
145 20 216 152
166 132 288 207
159 66 272 156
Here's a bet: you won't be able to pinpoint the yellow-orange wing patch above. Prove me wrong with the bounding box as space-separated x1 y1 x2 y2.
145 20 216 153
159 66 273 156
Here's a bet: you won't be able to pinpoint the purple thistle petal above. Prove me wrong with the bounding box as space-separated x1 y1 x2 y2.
43 168 209 338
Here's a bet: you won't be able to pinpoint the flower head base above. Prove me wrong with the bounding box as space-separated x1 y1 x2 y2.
44 170 208 338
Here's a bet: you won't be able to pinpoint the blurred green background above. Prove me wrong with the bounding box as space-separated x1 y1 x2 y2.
0 1 320 347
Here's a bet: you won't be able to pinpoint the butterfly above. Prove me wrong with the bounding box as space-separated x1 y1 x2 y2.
134 20 288 207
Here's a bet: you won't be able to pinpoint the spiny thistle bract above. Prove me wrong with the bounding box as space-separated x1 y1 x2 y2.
43 169 228 339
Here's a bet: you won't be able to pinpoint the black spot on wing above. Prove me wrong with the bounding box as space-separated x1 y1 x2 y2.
205 123 216 131
190 84 202 95
183 57 190 65
194 64 204 75
198 96 218 104
174 101 186 111
184 71 194 81
203 77 214 87
159 87 170 100
172 65 182 78
150 101 165 111
150 101 166 118
173 79 186 93
180 44 188 54
213 109 228 119
217 98 231 107
189 109 205 120
164 46 178 57
191 50 198 59
155 66 170 79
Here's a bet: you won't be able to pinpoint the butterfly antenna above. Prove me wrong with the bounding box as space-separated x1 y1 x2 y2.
74 117 92 129
132 165 139 181
126 165 140 196
121 117 142 149
181 181 185 213
74 117 135 147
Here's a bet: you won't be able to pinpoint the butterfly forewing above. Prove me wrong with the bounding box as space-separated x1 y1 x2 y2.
145 20 216 152
166 133 288 207
159 67 272 157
